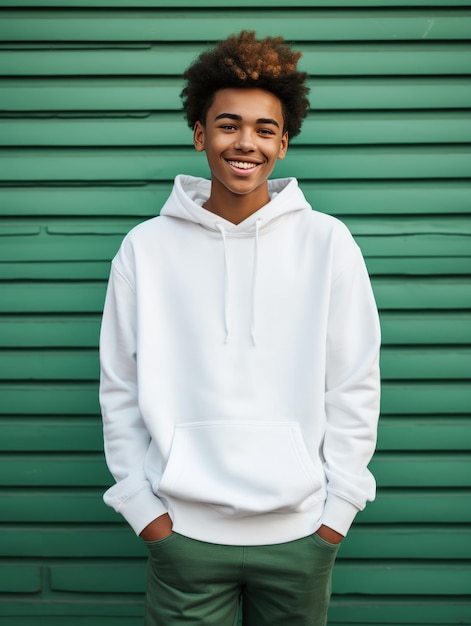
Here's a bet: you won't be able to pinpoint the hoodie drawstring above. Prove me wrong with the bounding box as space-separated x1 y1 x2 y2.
216 223 231 344
250 219 261 346
216 220 261 346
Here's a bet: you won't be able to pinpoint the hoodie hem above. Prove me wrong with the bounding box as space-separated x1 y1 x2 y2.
166 497 325 546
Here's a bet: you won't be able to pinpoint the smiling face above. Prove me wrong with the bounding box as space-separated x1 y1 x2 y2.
193 88 288 223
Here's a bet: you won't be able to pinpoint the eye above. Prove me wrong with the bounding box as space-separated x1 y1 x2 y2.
220 124 237 131
258 128 276 136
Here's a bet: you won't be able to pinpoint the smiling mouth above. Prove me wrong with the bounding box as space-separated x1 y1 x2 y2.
226 160 260 171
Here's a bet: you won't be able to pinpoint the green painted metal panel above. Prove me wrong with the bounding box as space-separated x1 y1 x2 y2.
0 418 103 451
300 181 471 215
0 231 129 262
0 488 119 522
2 77 471 111
0 454 110 487
0 596 470 626
380 382 471 414
0 283 106 313
0 600 143 619
372 452 471 486
3 256 471 281
360 488 471 523
380 312 471 344
328 598 471 625
45 231 471 257
0 616 143 626
47 560 471 594
50 563 147 593
0 450 469 488
0 349 100 379
0 215 467 237
0 278 470 314
367 257 471 275
334 562 471 594
1 218 469 267
1 417 470 453
0 261 113 280
1 0 470 6
377 417 471 450
0 526 147 558
0 566 42 592
2 181 470 217
0 316 102 347
1 346 470 380
2 598 469 625
0 185 172 217
1 3 470 625
0 524 470 560
1 10 470 42
380 348 471 379
2 487 470 523
2 43 471 74
0 383 100 414
3 112 471 146
373 277 471 309
2 147 470 182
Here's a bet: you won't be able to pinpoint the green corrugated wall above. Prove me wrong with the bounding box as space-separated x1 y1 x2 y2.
0 1 470 624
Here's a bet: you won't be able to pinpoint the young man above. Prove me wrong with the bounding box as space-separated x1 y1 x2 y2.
100 31 381 626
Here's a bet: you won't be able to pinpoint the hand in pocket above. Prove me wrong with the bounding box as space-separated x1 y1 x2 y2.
140 513 173 542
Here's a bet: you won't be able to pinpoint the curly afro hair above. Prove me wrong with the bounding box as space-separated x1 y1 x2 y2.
181 31 310 138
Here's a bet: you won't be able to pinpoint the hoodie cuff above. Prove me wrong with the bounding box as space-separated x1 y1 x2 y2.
320 493 361 537
117 488 168 536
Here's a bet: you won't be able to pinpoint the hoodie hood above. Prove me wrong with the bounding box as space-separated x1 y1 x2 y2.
160 175 312 345
160 174 311 232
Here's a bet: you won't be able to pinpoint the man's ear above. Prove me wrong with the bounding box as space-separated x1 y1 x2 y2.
278 131 289 160
193 121 205 152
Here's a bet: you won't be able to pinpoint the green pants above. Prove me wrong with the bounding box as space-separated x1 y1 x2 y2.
144 532 339 626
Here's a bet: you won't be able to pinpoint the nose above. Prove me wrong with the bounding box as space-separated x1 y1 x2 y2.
235 128 255 152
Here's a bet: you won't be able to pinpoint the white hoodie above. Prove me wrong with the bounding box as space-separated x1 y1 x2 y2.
100 174 380 546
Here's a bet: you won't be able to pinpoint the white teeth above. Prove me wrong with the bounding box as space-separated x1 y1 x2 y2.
228 160 258 170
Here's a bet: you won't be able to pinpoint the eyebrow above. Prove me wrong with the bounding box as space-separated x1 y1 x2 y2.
214 113 280 128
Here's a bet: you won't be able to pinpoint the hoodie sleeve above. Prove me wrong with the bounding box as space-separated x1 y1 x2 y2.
321 234 381 536
99 250 168 535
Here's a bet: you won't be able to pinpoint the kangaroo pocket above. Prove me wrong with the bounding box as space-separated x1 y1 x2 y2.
157 420 325 518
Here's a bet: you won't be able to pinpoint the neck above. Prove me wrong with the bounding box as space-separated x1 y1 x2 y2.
203 182 270 225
